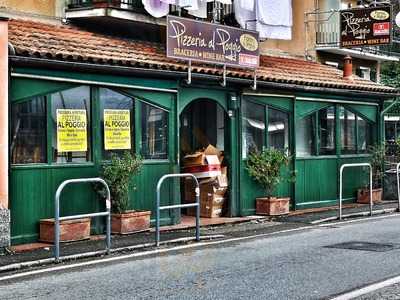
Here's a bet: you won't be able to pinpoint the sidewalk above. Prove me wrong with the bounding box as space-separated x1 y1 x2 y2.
0 200 398 273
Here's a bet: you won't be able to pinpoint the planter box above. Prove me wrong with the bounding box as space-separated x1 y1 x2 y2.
256 197 290 216
357 188 383 204
111 210 151 234
39 218 91 243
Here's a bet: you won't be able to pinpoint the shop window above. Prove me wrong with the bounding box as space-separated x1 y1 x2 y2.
242 101 265 158
141 103 168 159
357 116 372 153
268 107 289 151
319 106 336 155
296 114 316 157
11 97 47 164
51 86 91 163
340 107 357 154
99 88 134 160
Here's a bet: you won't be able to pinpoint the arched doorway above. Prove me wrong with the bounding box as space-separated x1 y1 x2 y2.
180 99 229 219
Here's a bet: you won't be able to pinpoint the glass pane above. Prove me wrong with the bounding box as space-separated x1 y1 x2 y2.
358 116 372 153
242 101 265 159
51 86 91 163
268 107 289 150
141 103 168 159
340 107 356 154
296 114 316 156
11 97 46 164
319 106 335 155
99 88 134 160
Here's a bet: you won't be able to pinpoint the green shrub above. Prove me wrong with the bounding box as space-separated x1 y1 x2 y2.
246 149 294 197
100 152 143 214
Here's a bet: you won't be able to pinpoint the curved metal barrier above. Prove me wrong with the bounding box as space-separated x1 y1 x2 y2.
156 173 200 247
54 177 111 262
339 163 372 220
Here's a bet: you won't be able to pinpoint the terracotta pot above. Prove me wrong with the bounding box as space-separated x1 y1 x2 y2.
256 197 290 216
39 218 91 243
111 210 151 234
357 188 383 204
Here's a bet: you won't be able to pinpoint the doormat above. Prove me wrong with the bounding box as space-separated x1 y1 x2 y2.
325 241 400 252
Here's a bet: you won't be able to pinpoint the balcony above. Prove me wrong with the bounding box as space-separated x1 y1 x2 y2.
315 10 399 62
65 0 166 26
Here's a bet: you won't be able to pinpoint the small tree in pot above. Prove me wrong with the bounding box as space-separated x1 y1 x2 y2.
357 143 385 204
246 149 294 215
99 152 150 234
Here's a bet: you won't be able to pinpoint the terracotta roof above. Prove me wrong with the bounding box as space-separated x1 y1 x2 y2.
8 19 397 94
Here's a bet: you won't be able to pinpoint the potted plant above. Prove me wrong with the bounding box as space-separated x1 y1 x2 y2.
246 149 294 215
100 151 150 234
357 143 385 204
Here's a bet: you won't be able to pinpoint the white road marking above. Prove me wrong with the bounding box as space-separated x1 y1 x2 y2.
331 275 400 300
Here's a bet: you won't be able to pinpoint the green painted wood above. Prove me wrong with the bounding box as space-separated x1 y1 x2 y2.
121 89 174 110
296 100 331 119
13 67 178 90
344 104 377 123
11 78 77 103
178 87 228 113
243 96 293 112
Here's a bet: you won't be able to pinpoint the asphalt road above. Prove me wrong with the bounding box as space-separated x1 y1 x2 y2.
3 216 400 300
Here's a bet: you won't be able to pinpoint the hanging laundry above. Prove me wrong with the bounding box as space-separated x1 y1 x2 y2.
239 0 254 11
142 0 169 18
234 0 256 30
187 0 208 18
178 0 198 10
216 0 232 4
160 0 176 4
256 0 292 27
256 22 292 40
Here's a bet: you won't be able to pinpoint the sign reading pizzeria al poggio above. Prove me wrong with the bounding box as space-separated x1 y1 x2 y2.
340 6 392 48
167 15 260 68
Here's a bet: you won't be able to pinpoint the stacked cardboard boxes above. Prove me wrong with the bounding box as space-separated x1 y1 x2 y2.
182 145 228 218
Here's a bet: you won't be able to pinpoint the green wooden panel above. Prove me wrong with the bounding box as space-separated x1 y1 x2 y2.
178 87 228 113
13 67 178 90
344 104 377 123
11 78 77 103
339 156 370 199
121 88 174 110
243 96 292 112
296 101 331 119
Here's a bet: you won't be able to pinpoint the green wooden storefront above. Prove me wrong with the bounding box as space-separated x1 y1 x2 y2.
9 65 389 245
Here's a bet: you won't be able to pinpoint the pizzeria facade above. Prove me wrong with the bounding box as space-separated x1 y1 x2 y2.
4 18 398 245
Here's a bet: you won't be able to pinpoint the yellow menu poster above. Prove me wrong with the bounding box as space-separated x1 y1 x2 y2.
57 109 87 152
104 109 131 150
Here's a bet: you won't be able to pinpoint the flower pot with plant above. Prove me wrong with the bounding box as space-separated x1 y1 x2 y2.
357 143 385 204
99 152 149 234
246 149 294 216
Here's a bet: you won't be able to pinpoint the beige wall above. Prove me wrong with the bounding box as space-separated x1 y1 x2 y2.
259 0 317 58
0 0 63 17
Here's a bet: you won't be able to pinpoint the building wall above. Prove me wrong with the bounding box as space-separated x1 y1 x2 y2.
0 0 65 18
259 0 317 59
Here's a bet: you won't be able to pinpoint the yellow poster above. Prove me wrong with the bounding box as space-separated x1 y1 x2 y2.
57 109 87 152
104 109 131 150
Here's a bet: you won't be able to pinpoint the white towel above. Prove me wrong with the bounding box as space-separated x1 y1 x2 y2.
256 22 292 40
234 0 256 30
142 0 169 18
256 0 292 27
240 0 254 11
160 0 176 4
187 0 208 18
179 0 198 9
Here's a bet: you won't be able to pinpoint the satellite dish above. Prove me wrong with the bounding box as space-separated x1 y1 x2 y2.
396 12 400 27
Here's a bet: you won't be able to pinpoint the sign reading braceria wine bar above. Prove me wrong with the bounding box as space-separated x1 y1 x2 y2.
340 6 392 48
167 15 259 68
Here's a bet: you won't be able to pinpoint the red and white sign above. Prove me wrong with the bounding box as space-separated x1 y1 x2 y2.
373 22 390 36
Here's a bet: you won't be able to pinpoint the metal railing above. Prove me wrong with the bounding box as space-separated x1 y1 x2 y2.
67 0 145 11
155 174 200 247
54 178 111 262
339 163 373 220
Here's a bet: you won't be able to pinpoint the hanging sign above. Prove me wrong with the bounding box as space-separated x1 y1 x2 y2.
57 109 87 152
167 15 260 68
104 109 131 150
340 6 392 48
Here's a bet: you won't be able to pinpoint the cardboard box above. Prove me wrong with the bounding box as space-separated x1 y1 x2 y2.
188 194 226 218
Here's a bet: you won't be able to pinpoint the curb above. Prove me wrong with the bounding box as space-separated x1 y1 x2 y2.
0 234 224 274
310 208 398 224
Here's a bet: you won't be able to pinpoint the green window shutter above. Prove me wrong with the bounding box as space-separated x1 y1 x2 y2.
11 78 77 103
343 104 377 123
244 96 292 112
295 101 331 119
